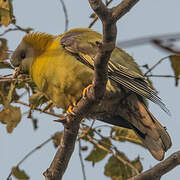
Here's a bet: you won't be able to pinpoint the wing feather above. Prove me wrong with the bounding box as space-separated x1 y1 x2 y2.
60 29 170 114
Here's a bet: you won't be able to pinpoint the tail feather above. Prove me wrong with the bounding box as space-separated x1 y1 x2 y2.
147 110 172 152
128 97 172 161
131 124 166 161
89 93 172 161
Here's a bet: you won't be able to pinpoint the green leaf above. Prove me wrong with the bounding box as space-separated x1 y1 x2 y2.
0 38 10 62
111 126 144 147
12 166 29 180
79 127 94 141
0 105 21 133
104 152 142 180
0 82 10 105
131 157 143 173
52 131 63 148
85 138 111 164
169 55 180 86
6 82 16 106
0 81 20 106
29 91 47 110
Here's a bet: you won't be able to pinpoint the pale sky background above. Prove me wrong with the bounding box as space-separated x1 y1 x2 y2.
0 0 180 180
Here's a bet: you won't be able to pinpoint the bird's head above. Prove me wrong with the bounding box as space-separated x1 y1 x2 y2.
11 39 35 73
11 32 54 73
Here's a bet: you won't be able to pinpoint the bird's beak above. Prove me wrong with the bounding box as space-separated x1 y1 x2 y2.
10 53 20 68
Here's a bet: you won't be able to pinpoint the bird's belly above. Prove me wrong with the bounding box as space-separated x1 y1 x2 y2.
46 70 94 110
31 52 94 110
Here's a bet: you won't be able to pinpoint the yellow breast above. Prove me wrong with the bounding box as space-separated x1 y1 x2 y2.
30 37 94 110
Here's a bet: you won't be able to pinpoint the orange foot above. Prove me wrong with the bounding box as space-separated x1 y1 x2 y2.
83 84 93 97
66 101 77 115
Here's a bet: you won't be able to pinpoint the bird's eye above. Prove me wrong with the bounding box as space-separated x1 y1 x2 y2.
20 51 26 59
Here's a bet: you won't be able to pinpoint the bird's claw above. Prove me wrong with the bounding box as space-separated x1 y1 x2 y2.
66 101 77 115
83 84 93 97
66 84 93 115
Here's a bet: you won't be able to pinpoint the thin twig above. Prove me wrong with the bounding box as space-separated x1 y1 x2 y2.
0 73 32 84
81 122 112 130
83 119 96 136
93 124 112 129
15 100 61 118
146 74 178 78
88 0 114 28
2 74 13 77
0 76 13 79
144 56 169 76
81 125 142 175
90 119 96 129
0 24 33 37
80 125 139 175
59 0 69 32
13 24 33 34
111 0 140 21
78 140 87 180
81 124 108 139
0 79 14 82
7 137 52 180
0 74 14 82
0 27 21 37
86 134 140 175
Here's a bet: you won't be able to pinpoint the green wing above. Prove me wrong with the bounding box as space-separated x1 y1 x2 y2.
60 28 169 114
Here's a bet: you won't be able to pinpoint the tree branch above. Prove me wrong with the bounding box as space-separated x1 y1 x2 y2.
43 0 140 179
152 39 180 54
78 140 87 180
7 137 52 180
130 151 180 180
84 130 140 175
59 0 69 32
88 0 114 28
144 56 168 76
117 33 180 48
112 0 139 21
146 74 178 79
0 23 33 37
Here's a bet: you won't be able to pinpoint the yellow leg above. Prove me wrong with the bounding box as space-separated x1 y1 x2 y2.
66 105 73 114
66 84 93 115
83 84 93 97
66 101 77 115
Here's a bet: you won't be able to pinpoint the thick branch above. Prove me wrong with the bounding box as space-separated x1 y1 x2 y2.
43 0 140 179
112 0 140 21
130 151 180 180
88 0 114 28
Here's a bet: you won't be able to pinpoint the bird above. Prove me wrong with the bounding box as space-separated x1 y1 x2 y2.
11 28 172 161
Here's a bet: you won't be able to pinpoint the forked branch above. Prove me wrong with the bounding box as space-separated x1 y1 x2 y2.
43 0 140 179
